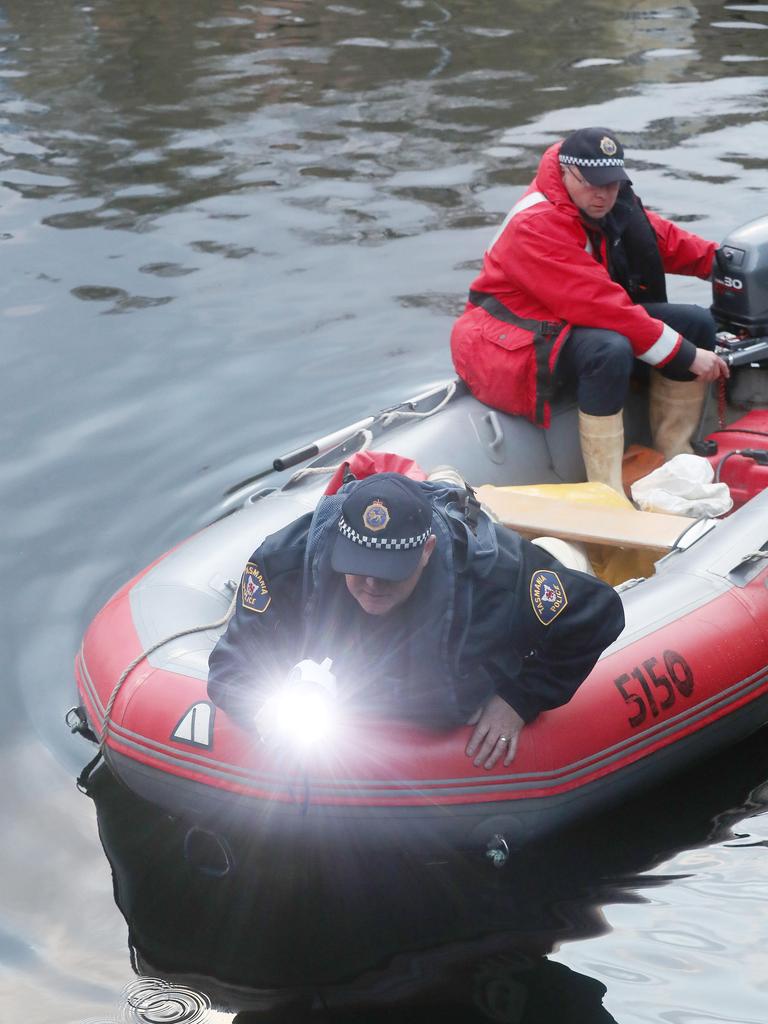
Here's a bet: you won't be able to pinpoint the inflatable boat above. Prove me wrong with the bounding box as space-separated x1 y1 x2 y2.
71 216 768 858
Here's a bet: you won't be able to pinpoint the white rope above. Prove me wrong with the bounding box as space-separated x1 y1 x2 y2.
286 383 458 485
379 380 457 426
287 428 374 483
97 589 238 755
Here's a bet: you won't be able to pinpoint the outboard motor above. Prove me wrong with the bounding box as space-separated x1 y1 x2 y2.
712 214 768 335
712 214 768 409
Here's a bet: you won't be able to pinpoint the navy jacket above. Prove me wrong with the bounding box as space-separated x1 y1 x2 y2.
207 485 625 729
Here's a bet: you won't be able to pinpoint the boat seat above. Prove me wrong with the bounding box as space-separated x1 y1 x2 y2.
476 485 698 553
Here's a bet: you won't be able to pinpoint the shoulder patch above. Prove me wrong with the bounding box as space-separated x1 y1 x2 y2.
241 561 271 613
530 569 568 626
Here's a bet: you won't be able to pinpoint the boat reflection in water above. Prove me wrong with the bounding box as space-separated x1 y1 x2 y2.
83 727 768 1023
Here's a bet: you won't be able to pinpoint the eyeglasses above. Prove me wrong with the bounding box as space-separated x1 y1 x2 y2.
564 165 620 192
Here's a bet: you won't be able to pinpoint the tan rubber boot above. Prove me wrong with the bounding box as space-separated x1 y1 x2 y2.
578 410 625 494
649 375 708 461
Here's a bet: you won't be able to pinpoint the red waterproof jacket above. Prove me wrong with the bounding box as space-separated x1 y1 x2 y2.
450 142 717 427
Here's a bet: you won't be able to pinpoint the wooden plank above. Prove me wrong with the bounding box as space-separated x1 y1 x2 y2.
476 485 697 551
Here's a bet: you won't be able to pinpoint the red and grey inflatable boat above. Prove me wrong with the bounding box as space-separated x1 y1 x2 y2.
72 382 768 855
72 215 768 855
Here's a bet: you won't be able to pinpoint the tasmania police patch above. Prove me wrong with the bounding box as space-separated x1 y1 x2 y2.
530 569 568 626
241 561 271 614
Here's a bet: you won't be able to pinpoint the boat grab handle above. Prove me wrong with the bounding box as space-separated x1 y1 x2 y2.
732 546 768 569
482 411 504 451
184 826 235 878
670 518 716 550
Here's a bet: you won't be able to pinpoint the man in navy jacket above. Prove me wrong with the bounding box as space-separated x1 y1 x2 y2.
208 472 624 770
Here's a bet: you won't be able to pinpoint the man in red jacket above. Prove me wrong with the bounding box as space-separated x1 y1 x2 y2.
451 127 729 491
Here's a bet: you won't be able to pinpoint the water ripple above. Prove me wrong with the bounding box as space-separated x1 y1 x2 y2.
120 978 211 1023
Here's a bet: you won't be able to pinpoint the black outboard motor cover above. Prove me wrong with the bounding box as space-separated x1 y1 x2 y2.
712 215 768 335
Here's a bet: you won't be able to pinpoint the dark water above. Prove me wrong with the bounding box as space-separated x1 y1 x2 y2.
2 1 768 1021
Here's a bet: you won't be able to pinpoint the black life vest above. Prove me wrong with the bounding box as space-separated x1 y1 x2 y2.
601 188 668 304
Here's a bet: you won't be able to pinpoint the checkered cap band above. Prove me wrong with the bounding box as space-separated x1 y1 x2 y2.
337 515 430 551
560 154 624 168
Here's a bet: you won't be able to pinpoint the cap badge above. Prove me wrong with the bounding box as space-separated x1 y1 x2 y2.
363 500 390 532
600 136 618 157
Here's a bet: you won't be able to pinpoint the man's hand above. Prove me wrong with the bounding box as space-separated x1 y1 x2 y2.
465 695 525 770
689 348 730 382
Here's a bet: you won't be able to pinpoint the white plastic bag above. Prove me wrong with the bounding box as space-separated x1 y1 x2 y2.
630 454 733 517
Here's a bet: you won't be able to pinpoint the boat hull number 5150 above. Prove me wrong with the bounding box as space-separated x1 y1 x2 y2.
614 650 695 727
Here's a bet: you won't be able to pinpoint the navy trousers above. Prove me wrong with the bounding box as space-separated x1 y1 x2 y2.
555 303 717 416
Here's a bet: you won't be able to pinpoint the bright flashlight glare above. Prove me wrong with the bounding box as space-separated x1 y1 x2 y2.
259 686 337 750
